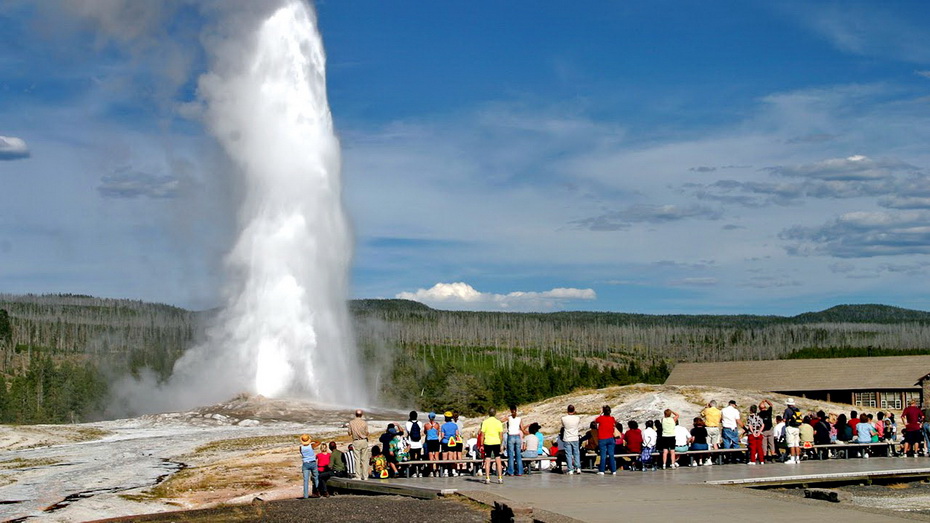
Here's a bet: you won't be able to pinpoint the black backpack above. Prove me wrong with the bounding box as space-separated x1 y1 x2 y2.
409 421 422 442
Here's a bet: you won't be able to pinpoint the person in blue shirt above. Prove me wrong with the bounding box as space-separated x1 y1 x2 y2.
440 411 461 477
299 434 318 498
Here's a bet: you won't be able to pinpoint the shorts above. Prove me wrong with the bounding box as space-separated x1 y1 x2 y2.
675 445 689 453
484 444 501 458
442 443 455 453
705 426 721 445
785 426 801 448
690 443 708 451
426 440 441 453
905 429 923 444
452 443 464 452
658 436 676 450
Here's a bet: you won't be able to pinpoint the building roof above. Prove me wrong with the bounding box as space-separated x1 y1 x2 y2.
664 355 930 392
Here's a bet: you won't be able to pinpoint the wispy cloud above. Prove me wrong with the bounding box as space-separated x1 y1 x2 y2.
396 282 596 311
782 211 930 258
98 168 182 199
0 135 30 160
573 204 722 231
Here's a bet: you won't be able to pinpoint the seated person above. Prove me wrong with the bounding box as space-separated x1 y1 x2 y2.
370 445 389 478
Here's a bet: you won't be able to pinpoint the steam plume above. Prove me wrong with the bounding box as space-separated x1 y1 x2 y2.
106 0 367 411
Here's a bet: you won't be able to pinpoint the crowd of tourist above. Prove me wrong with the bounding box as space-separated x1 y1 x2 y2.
297 399 930 495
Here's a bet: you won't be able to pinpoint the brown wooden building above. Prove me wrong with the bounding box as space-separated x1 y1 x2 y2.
664 355 930 409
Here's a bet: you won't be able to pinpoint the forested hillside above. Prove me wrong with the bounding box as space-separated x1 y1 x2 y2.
4 295 930 423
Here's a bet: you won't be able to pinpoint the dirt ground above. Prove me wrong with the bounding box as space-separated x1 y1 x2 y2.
89 495 489 523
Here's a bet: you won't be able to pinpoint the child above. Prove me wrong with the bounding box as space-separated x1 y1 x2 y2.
371 445 389 478
641 420 657 471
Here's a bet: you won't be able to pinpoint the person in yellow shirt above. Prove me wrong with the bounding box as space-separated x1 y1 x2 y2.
701 400 723 452
480 407 505 484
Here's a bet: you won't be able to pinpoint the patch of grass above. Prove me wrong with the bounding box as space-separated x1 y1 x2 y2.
194 434 299 454
0 457 62 469
887 483 911 489
74 427 112 441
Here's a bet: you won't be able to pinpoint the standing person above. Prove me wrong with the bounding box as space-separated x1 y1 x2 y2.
440 411 461 477
659 409 679 469
480 408 505 484
452 410 467 475
721 400 743 460
745 404 765 465
561 404 582 475
405 411 424 477
902 399 924 457
758 400 775 461
329 441 348 477
424 412 442 477
506 405 526 476
783 399 803 464
595 405 617 475
299 434 319 499
701 400 722 450
348 409 370 480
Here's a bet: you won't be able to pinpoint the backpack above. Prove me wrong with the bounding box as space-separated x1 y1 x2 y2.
788 407 803 428
409 421 421 442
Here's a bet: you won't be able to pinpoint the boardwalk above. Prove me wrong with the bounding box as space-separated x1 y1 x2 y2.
357 458 930 522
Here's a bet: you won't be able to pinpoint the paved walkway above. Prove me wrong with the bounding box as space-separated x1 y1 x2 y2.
382 457 930 522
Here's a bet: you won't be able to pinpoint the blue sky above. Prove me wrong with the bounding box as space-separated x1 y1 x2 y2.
2 1 930 314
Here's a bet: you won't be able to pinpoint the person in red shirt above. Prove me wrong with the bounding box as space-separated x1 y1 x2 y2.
902 399 924 456
595 405 617 475
622 420 643 470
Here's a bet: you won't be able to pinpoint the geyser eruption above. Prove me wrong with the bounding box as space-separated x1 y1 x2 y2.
198 0 364 404
116 0 366 411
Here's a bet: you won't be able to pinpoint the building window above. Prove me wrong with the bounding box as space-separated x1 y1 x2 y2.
880 392 901 410
854 391 877 408
904 391 921 406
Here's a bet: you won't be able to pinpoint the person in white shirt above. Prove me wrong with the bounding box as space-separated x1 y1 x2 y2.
720 400 743 453
505 405 526 476
405 411 424 477
561 404 582 475
772 415 787 462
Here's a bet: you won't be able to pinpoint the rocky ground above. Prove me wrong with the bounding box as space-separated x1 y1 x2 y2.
0 385 882 521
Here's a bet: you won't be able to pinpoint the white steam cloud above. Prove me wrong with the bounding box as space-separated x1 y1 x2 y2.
104 0 366 412
397 282 596 311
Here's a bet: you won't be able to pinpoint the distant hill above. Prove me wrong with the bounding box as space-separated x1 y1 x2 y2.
792 304 930 324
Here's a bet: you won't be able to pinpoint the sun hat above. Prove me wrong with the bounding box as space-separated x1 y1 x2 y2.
428 411 436 419
300 434 311 445
785 398 795 405
444 411 453 418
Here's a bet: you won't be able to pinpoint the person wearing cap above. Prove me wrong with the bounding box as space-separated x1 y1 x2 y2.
299 434 319 498
783 399 803 464
348 409 370 480
424 411 442 477
440 411 461 477
720 400 743 462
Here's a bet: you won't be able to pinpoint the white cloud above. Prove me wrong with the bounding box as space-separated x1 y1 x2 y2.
396 282 596 312
0 135 30 160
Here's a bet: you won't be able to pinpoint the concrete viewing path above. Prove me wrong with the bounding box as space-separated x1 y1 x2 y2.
341 458 930 522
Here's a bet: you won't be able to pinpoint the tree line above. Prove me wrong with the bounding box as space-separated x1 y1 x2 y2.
4 295 930 423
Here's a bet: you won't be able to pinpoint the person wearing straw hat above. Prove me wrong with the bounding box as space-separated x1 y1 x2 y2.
300 434 319 498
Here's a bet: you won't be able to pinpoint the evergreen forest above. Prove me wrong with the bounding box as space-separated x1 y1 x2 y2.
4 294 930 422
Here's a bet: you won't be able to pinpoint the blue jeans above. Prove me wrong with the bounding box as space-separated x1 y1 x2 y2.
722 428 740 449
598 438 616 473
302 461 318 498
564 440 581 472
506 435 523 475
